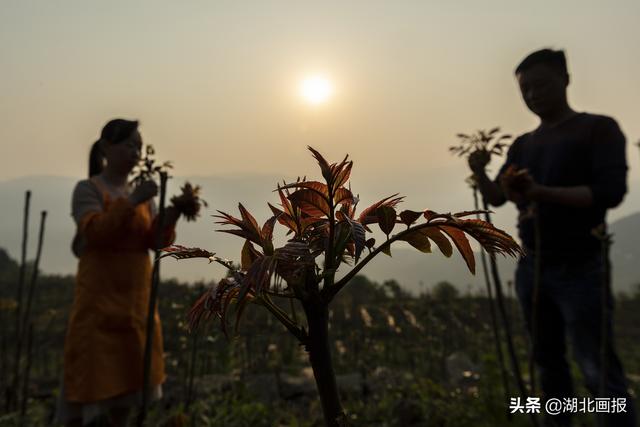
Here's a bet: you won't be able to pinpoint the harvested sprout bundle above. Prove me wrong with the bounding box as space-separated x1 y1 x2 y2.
132 145 207 221
449 127 511 158
170 182 208 222
131 145 173 187
451 127 512 189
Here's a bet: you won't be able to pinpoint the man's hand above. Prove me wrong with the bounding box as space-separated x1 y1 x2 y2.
468 150 491 175
499 166 538 204
466 150 507 206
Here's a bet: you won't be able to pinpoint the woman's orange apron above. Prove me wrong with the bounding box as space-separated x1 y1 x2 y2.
64 177 174 402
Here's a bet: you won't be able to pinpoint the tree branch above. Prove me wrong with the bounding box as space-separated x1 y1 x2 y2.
323 221 451 301
260 294 308 344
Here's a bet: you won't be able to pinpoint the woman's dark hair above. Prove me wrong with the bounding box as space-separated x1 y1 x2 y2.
89 119 139 177
515 48 568 78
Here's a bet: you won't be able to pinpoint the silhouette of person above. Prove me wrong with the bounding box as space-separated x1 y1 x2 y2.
469 49 637 427
56 119 191 427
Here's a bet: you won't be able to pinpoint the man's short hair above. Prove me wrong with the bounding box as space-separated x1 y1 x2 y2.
515 49 568 77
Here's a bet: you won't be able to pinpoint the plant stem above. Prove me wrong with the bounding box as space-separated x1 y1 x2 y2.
325 191 336 290
482 200 539 427
303 301 345 427
260 294 307 343
473 189 511 417
138 172 168 427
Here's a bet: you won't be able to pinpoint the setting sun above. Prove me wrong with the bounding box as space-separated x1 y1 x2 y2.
299 74 334 105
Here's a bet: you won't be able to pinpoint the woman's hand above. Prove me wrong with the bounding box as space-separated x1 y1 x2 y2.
163 206 181 227
129 180 158 205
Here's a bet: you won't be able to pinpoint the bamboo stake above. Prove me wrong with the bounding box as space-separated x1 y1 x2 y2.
482 200 539 427
472 188 512 412
16 211 46 419
20 211 47 348
138 171 168 427
529 204 542 396
594 224 612 427
7 191 31 412
0 308 5 399
15 191 31 345
18 324 33 427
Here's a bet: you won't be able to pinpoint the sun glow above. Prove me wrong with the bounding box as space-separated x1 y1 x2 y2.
299 74 334 105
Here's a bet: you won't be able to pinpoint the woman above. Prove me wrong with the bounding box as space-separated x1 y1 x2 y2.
58 119 188 426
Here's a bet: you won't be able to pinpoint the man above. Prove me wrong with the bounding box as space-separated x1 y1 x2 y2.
469 48 636 427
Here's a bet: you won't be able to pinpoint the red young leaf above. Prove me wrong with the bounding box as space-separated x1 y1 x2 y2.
334 187 354 206
458 219 522 257
333 160 353 191
238 256 276 304
187 286 215 331
307 146 333 184
261 216 277 242
215 205 263 246
401 230 432 253
399 210 422 227
159 245 215 261
288 188 330 217
376 205 397 236
346 217 366 261
241 240 262 271
439 225 475 274
268 203 298 235
423 210 438 221
279 180 329 198
421 227 453 257
277 187 295 216
238 204 261 238
358 194 403 225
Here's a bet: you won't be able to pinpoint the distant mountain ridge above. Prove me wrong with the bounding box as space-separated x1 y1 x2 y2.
1 175 638 294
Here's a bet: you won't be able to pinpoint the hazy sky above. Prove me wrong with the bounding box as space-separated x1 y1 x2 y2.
1 0 639 189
